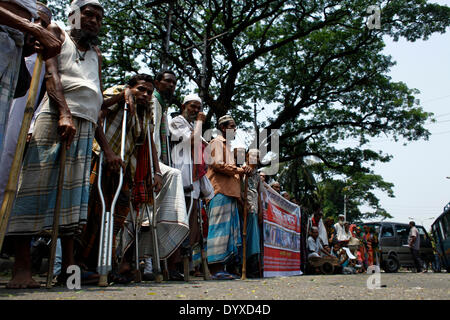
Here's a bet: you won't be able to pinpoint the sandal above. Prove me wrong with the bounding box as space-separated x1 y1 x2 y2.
211 271 236 280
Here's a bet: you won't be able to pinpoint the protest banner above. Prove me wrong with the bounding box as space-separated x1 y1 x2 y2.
262 184 302 277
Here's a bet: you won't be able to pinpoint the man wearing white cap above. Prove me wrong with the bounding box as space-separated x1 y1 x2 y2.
5 0 127 289
169 94 214 276
205 115 252 279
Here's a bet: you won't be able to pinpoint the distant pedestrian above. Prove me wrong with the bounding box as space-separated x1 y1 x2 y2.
408 221 424 273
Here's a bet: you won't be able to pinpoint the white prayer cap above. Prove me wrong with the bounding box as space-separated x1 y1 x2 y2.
70 0 104 14
338 214 345 219
218 114 234 126
183 94 202 105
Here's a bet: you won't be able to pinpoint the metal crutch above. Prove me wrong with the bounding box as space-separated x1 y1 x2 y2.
97 104 128 286
146 124 163 283
241 175 249 280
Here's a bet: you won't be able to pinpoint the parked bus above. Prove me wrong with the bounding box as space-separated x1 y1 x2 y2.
430 202 450 272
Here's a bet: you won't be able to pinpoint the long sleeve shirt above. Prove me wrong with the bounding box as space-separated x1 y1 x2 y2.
206 134 241 199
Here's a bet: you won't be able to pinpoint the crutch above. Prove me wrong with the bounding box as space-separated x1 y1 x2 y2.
241 175 249 280
46 140 67 288
97 104 128 286
146 124 163 283
182 157 195 282
0 55 43 251
198 199 211 280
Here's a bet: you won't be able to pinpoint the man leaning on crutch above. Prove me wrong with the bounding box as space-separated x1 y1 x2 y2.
169 94 214 281
75 74 163 286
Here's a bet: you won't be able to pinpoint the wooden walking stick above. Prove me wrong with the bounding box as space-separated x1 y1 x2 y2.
241 175 249 280
198 199 211 280
46 140 67 288
182 157 194 282
0 54 43 252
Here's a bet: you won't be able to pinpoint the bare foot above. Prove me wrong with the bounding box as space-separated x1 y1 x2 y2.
6 270 40 289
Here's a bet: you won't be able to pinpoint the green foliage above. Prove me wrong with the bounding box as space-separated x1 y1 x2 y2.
46 0 450 221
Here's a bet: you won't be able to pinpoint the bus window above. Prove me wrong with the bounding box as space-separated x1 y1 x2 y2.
442 212 450 239
381 225 394 237
395 224 409 245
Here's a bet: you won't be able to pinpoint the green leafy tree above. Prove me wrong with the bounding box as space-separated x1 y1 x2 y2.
46 0 450 220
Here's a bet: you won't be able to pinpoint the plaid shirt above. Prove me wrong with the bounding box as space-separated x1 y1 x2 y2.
93 85 153 179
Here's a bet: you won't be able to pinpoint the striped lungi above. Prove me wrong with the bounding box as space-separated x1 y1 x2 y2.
206 193 242 264
138 162 189 259
7 113 94 236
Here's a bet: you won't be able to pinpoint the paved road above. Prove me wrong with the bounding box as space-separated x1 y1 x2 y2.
0 271 448 300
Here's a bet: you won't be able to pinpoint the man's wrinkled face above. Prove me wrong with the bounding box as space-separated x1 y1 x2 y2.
182 100 201 122
221 120 237 141
156 73 177 99
131 80 153 107
79 5 103 37
312 229 319 239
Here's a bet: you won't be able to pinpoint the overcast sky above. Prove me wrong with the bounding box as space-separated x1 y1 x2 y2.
360 24 450 230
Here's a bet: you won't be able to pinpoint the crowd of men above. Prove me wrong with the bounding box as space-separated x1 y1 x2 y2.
0 0 270 288
1 0 430 290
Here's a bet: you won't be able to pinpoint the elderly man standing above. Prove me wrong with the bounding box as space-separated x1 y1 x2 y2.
205 115 252 280
5 0 124 289
0 0 61 156
169 94 214 277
